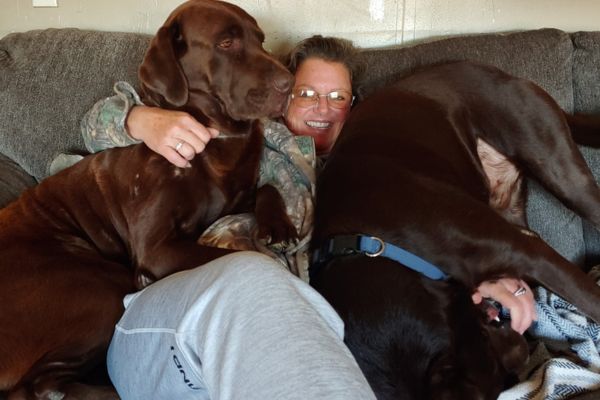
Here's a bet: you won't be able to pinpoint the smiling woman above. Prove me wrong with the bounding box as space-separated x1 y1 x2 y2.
283 58 353 155
282 35 364 155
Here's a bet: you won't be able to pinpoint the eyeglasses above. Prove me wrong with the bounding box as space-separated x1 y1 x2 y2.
290 87 354 109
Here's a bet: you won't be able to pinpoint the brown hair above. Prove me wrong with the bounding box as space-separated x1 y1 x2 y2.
283 35 365 99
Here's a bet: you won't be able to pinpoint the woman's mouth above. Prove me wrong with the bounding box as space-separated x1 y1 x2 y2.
305 120 331 129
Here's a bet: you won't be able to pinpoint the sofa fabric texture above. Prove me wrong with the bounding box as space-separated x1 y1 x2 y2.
573 31 600 114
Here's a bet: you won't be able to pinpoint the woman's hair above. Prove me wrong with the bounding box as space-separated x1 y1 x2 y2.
283 35 365 98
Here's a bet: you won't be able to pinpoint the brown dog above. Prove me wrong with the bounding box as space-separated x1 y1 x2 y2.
0 1 294 399
311 61 600 399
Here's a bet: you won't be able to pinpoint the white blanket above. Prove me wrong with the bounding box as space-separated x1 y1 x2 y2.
500 267 600 399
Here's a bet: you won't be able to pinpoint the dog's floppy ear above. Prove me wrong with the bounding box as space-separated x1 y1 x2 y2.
139 22 189 107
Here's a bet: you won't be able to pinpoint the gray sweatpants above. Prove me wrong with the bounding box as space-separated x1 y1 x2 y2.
107 251 376 400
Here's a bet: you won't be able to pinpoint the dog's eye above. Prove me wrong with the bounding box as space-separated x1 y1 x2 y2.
218 38 234 49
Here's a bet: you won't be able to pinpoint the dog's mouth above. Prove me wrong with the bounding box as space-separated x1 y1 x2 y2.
245 87 288 117
480 299 502 323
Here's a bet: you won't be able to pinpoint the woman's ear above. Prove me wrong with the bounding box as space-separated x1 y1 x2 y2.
139 22 189 107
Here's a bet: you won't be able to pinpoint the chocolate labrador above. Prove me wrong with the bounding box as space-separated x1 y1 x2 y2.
311 61 600 400
0 1 294 399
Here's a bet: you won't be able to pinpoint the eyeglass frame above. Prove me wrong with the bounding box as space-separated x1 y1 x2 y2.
289 86 355 109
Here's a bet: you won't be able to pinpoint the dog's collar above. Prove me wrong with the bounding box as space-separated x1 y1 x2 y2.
311 234 449 281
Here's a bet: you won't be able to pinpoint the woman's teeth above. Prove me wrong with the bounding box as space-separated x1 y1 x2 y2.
306 120 331 129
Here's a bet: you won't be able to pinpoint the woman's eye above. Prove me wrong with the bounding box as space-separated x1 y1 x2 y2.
299 89 316 98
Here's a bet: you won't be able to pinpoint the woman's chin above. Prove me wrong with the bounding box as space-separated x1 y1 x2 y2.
313 136 335 155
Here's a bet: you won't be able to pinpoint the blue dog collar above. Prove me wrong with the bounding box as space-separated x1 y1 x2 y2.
311 234 449 281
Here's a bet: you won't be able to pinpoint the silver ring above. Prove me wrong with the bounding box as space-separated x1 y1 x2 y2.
175 141 184 152
513 285 527 297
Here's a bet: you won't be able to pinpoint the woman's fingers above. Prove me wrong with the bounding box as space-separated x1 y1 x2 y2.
125 106 220 167
474 278 537 334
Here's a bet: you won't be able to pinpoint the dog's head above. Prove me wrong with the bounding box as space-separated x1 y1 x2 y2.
139 0 293 132
426 285 529 400
311 256 529 400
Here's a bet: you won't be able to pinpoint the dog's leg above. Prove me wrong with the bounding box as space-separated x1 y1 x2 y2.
413 192 600 324
255 184 298 245
134 243 236 289
472 84 600 230
7 336 119 400
0 254 131 400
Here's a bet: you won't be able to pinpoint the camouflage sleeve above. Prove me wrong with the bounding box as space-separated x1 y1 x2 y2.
259 119 316 238
80 81 144 153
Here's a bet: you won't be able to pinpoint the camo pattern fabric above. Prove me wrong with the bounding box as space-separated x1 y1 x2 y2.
75 82 316 282
80 81 143 153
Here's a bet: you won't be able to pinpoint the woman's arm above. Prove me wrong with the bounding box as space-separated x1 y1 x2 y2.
81 81 218 167
80 81 144 152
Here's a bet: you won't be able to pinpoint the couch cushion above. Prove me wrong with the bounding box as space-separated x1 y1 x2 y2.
0 28 151 181
357 28 574 112
526 179 585 266
572 31 600 114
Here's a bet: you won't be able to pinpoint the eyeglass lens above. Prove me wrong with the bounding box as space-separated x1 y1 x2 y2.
291 87 353 109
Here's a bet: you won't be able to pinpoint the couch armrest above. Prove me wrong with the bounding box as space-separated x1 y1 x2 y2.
0 152 37 208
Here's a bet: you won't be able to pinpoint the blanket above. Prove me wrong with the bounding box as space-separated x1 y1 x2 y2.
499 267 600 399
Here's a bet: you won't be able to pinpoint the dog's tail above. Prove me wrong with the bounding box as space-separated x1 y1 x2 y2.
566 112 600 147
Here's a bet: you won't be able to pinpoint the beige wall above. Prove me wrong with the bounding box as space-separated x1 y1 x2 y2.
2 0 600 51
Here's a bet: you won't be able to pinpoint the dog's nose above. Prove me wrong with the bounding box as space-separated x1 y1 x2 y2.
273 73 294 94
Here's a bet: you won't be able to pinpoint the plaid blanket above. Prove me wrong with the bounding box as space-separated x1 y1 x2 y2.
500 267 600 399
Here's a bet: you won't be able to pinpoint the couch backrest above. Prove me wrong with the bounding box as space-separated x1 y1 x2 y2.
0 28 151 181
358 28 575 112
572 31 600 114
1 27 598 182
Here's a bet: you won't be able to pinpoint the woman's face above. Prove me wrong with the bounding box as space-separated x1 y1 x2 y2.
284 58 352 155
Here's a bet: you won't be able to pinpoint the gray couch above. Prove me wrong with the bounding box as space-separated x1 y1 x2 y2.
1 27 600 399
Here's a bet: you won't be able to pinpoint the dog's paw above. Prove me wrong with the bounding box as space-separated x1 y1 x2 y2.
256 217 299 248
254 184 299 248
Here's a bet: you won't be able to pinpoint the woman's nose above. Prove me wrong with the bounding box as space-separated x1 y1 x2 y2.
315 95 329 113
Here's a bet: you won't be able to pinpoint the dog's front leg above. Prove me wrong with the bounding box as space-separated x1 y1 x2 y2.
134 241 236 289
255 184 298 246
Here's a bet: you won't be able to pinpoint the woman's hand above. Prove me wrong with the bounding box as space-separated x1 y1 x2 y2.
126 106 220 168
472 278 537 334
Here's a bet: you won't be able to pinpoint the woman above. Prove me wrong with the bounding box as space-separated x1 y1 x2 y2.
81 35 535 399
